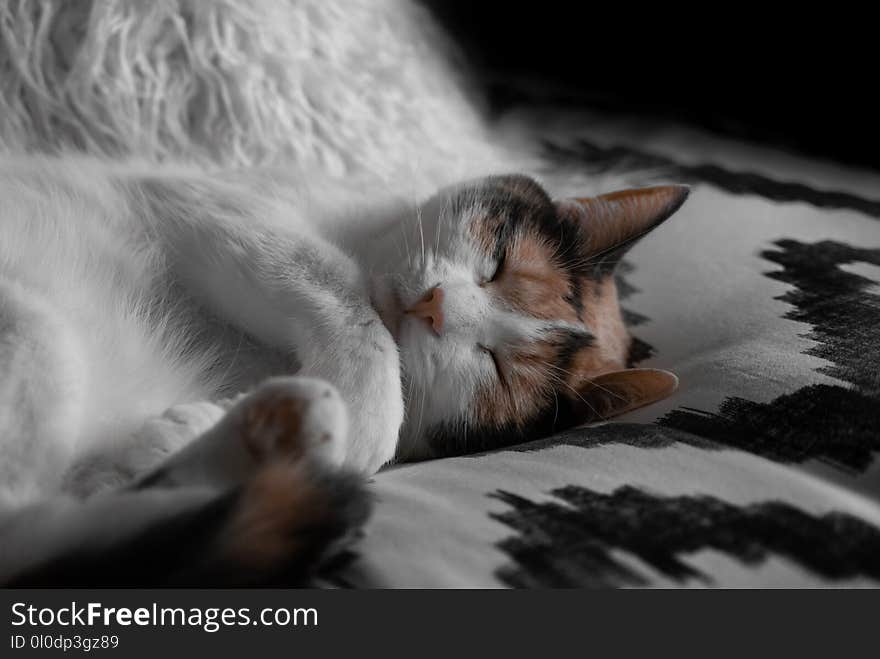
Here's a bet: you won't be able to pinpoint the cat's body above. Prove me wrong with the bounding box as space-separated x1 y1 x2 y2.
0 158 407 505
0 1 689 585
0 157 411 584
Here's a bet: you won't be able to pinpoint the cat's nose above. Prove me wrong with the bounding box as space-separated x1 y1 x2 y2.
405 286 445 335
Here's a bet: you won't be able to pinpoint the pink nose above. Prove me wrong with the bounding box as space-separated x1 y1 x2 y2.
405 286 445 335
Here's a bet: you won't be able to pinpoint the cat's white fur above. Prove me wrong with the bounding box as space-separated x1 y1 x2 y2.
0 159 396 503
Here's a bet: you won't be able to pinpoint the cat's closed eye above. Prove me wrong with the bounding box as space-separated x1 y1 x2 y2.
478 343 506 386
481 251 505 286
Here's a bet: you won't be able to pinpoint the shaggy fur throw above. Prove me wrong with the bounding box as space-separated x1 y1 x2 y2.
0 0 490 174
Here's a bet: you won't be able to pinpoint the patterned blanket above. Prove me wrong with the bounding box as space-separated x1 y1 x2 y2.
326 109 880 588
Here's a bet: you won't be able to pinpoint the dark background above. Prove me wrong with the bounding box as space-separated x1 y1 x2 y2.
423 2 878 170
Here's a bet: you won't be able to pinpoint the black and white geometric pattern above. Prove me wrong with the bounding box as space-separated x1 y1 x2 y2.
329 109 880 588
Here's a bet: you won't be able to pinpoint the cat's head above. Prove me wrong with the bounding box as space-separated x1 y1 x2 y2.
370 175 688 460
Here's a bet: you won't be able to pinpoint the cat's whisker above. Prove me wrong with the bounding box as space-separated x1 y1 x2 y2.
433 203 443 256
415 205 427 270
399 213 412 265
542 360 629 404
401 370 416 426
561 256 627 271
544 370 607 422
415 380 427 441
575 223 666 271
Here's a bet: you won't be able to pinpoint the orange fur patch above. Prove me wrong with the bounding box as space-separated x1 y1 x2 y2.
571 277 630 382
495 232 580 322
474 340 559 427
469 211 503 254
472 270 631 429
222 462 328 569
467 204 634 431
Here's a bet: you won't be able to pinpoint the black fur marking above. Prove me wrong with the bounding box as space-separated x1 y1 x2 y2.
553 327 595 375
614 261 639 300
6 468 370 588
626 337 654 366
615 261 655 364
425 398 579 458
661 239 880 473
459 175 603 320
6 490 240 587
620 308 648 326
491 485 880 587
547 140 880 219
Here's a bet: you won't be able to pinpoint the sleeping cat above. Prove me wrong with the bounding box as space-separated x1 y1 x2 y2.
0 157 687 585
0 0 688 586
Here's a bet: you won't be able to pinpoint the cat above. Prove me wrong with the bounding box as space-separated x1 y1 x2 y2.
0 156 687 585
0 0 689 586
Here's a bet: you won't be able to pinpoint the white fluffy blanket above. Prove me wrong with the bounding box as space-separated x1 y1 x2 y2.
0 0 492 183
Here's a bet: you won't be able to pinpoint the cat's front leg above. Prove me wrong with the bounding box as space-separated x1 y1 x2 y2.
298 314 404 475
222 240 405 475
139 176 405 475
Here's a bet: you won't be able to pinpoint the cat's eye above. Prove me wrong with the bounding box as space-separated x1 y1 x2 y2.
482 252 506 286
479 344 505 385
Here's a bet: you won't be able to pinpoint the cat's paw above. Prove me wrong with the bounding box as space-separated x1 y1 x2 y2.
63 400 227 497
129 378 347 491
232 376 348 468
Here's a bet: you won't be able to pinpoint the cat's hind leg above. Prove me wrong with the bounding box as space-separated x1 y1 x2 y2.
2 381 365 586
3 377 365 586
61 398 226 497
0 279 86 505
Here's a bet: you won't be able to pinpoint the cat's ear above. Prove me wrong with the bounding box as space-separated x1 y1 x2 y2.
555 185 689 273
568 368 679 423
